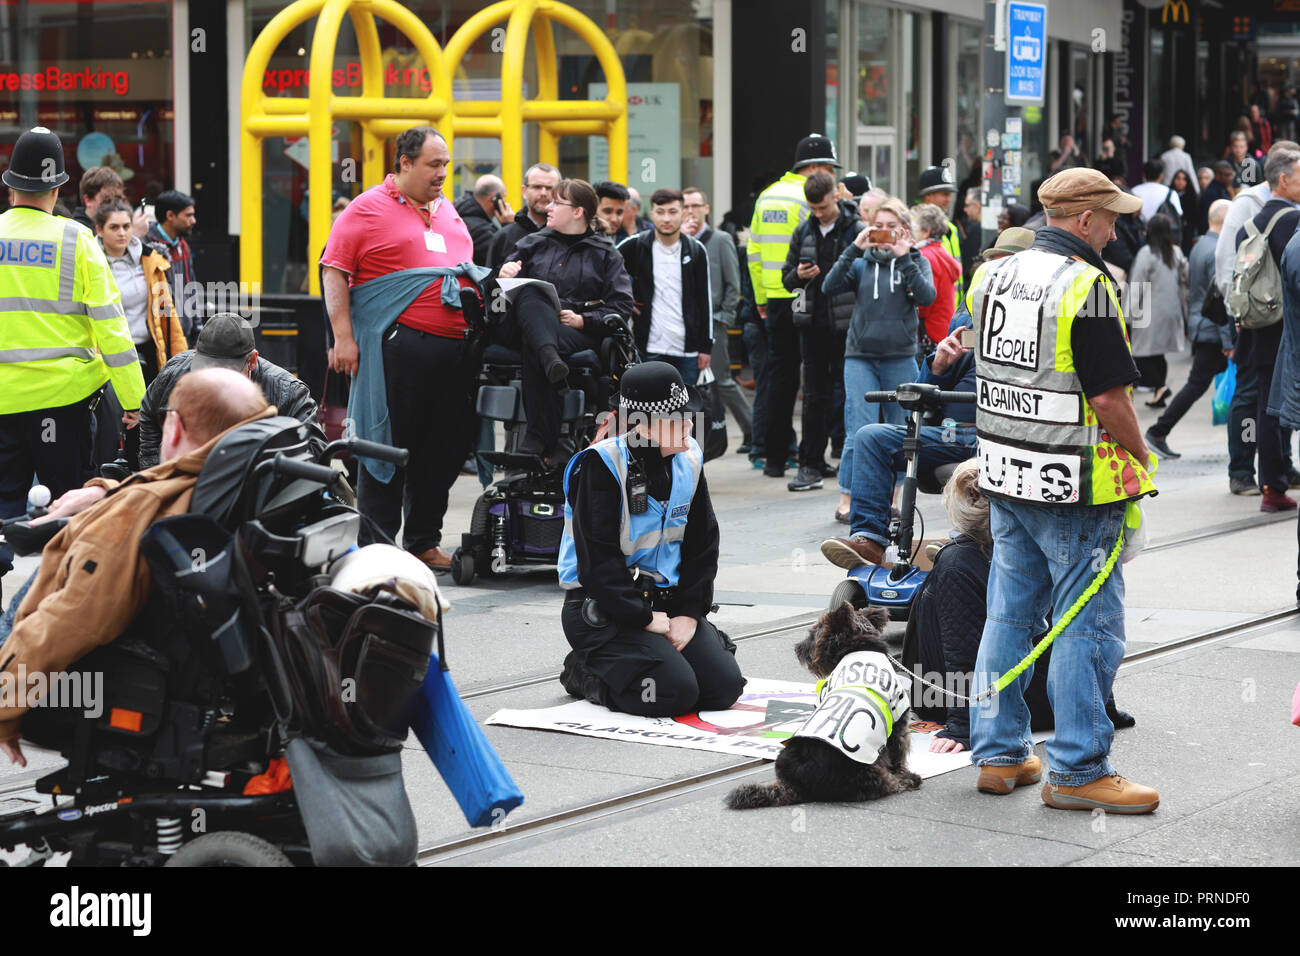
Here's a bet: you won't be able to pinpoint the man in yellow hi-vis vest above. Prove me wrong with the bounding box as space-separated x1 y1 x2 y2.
966 168 1161 815
747 134 841 478
0 127 144 578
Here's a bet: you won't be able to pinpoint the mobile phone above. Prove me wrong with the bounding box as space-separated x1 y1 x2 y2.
798 257 814 266
959 327 975 349
868 227 896 245
493 194 504 211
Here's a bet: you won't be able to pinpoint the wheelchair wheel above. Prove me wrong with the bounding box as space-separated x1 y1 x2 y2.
829 578 867 612
468 494 499 577
164 831 292 867
450 549 475 586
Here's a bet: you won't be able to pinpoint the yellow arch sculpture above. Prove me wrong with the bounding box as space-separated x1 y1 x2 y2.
240 0 628 296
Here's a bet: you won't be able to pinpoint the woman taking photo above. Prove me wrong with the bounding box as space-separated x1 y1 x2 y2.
822 197 935 523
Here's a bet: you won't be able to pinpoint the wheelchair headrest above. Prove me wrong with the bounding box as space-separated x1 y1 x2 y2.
191 416 317 526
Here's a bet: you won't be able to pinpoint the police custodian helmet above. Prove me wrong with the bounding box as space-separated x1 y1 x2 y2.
917 164 956 197
619 361 703 418
2 127 70 192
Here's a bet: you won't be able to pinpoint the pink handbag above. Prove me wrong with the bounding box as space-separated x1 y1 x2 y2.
1292 679 1300 727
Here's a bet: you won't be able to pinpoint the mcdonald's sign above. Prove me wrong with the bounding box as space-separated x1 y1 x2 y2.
1161 0 1190 23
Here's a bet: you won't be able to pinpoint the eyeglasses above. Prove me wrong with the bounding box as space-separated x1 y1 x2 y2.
547 199 577 208
524 182 556 191
162 407 184 429
683 202 706 210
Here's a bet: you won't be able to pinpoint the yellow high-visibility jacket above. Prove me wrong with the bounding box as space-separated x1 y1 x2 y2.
0 207 144 413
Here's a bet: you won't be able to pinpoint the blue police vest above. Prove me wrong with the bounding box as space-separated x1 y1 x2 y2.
557 434 704 590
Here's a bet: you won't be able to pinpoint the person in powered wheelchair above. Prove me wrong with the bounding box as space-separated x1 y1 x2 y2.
0 369 272 767
0 366 435 866
494 177 635 466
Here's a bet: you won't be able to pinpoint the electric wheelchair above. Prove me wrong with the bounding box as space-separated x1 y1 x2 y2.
0 420 441 867
450 312 639 586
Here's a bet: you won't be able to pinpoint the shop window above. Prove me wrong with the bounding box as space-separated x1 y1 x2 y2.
0 1 175 213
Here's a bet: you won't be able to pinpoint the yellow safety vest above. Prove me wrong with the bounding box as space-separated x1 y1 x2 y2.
941 220 964 299
969 248 1157 507
746 171 809 305
0 207 144 414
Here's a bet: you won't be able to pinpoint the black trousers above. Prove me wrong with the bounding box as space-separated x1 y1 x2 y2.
0 395 94 575
762 299 801 471
1255 362 1288 493
562 600 744 717
798 326 844 468
513 286 598 454
1149 342 1228 440
357 324 474 555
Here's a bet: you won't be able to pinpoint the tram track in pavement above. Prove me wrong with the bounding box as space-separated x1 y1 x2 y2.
416 603 1300 865
452 509 1296 703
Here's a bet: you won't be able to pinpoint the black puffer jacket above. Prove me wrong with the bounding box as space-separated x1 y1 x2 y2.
138 351 321 468
454 193 498 266
504 228 635 332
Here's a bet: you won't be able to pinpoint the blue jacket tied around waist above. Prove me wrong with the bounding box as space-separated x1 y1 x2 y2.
345 264 490 483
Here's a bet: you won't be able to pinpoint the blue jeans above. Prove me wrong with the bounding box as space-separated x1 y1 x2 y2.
839 355 919 493
971 497 1128 786
848 423 979 543
645 353 699 386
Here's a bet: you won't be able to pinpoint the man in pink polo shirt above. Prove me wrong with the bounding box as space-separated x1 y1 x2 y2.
321 125 481 571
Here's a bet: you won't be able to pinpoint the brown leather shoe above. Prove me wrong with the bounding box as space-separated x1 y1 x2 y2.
976 754 1042 795
1041 773 1159 814
820 536 885 569
416 546 453 571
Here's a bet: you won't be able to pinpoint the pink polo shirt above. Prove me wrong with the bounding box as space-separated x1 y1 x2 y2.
321 173 477 338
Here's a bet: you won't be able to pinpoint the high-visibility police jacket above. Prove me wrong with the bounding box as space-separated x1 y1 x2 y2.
747 171 810 306
0 208 145 414
968 248 1157 506
941 220 964 300
791 651 910 764
558 433 704 590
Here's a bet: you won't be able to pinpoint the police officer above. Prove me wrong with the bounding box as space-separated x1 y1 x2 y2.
557 362 743 717
0 127 145 579
749 134 841 478
967 168 1159 814
916 165 966 299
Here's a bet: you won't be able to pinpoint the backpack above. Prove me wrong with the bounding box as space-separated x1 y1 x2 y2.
1228 207 1293 329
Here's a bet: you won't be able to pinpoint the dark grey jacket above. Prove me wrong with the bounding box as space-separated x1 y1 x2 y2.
694 225 741 329
781 211 863 332
138 351 320 468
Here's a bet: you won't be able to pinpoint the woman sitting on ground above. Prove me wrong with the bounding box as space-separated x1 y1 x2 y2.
901 460 1134 753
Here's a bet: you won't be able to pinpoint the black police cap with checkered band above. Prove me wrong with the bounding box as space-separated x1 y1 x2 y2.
618 361 703 418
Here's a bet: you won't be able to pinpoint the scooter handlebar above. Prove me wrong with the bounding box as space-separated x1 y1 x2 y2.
863 389 976 404
346 438 410 467
272 453 342 488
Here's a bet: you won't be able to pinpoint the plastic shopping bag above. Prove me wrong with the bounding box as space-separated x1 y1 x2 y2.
1211 362 1236 426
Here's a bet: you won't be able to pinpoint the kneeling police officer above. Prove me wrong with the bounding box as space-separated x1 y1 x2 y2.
557 361 744 717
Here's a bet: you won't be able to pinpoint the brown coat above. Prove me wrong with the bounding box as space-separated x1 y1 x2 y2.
143 248 188 369
0 408 275 741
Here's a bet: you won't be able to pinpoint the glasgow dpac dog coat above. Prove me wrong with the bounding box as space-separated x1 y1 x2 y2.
791 651 910 763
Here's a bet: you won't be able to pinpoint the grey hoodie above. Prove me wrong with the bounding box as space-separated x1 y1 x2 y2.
822 245 935 360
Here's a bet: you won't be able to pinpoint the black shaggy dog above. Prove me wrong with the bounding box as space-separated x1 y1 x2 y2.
726 602 921 809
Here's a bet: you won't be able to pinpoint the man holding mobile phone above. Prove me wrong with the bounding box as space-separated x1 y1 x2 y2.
780 172 863 492
454 174 512 266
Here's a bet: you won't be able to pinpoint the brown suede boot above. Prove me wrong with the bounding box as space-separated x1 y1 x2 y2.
976 754 1042 795
1041 773 1160 814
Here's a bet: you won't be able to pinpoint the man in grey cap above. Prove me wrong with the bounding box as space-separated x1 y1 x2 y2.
136 312 319 469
